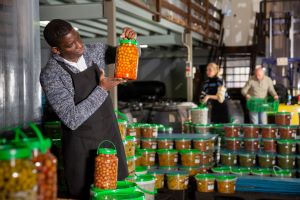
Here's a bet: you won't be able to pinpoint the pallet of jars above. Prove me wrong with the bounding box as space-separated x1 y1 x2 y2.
218 149 300 178
0 123 57 200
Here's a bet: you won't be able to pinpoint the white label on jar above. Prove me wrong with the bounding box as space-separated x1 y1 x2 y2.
266 159 270 162
153 131 158 137
208 185 214 190
293 161 295 165
152 144 157 149
169 146 173 149
292 147 296 152
203 156 207 159
150 157 155 162
206 146 209 150
185 180 188 185
272 160 275 165
292 133 296 138
234 159 237 164
174 158 178 162
195 159 200 164
130 132 136 136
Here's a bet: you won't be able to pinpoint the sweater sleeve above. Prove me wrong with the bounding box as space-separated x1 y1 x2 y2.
241 80 252 97
40 68 108 130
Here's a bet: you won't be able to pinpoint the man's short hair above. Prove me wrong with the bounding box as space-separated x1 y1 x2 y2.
43 19 73 47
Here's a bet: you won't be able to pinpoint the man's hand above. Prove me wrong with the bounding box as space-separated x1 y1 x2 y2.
202 95 210 103
274 95 279 100
121 27 137 40
99 69 125 91
246 95 251 100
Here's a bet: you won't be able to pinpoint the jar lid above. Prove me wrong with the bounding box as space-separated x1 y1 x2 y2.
262 138 277 142
15 138 51 154
160 166 178 170
260 124 277 128
157 149 177 154
243 138 260 141
125 136 136 141
224 123 240 128
119 38 138 45
118 119 128 123
279 125 298 129
139 148 156 153
239 151 256 156
166 171 188 177
174 138 191 141
195 174 215 180
216 175 237 182
277 154 296 158
135 166 148 173
179 149 201 154
191 106 208 110
127 124 137 128
231 167 251 175
141 138 156 141
193 138 210 141
193 124 212 127
251 168 271 175
276 112 291 115
211 166 231 173
224 137 241 141
277 139 296 144
272 169 292 177
0 146 31 160
147 171 164 175
156 138 173 141
98 148 117 155
258 152 276 157
213 124 224 128
141 124 152 128
242 124 259 128
135 174 155 182
220 150 237 155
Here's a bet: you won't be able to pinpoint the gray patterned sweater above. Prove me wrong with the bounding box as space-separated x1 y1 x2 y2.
40 42 116 130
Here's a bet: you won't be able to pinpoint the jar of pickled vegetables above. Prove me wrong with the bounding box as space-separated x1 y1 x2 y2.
148 171 165 189
260 125 278 139
243 138 260 152
123 136 136 157
238 152 256 167
216 175 237 194
141 138 157 150
115 38 139 80
166 172 189 190
224 137 241 151
0 146 37 200
220 151 237 166
211 166 231 174
135 151 142 167
157 149 178 167
174 138 191 150
242 124 259 138
193 138 215 152
127 156 136 175
157 138 174 149
195 174 215 192
140 149 156 167
141 124 158 138
27 139 57 200
258 153 276 168
118 119 128 141
179 149 201 167
275 112 291 125
224 124 241 137
94 143 118 189
199 151 214 165
262 138 277 152
127 124 137 137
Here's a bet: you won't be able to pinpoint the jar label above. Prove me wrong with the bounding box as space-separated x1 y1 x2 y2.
152 144 157 149
150 157 155 162
185 180 188 185
234 159 237 164
153 131 158 137
174 158 178 162
208 185 214 190
272 160 275 165
292 147 296 152
195 159 200 164
253 160 256 164
169 146 173 149
130 132 136 136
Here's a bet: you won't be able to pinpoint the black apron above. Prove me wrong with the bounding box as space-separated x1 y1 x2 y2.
58 62 128 199
209 99 230 123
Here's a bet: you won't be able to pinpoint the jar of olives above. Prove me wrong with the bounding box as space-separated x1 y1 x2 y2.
141 124 158 138
243 138 260 152
127 156 136 175
141 138 157 150
140 149 156 167
220 151 237 166
157 149 178 167
275 112 291 125
242 124 259 138
258 153 276 168
123 136 136 157
216 175 237 194
115 38 139 80
0 146 37 200
224 137 241 151
277 139 296 154
166 172 189 190
94 143 118 189
193 138 215 151
239 152 256 167
224 124 240 137
179 149 201 167
127 124 137 137
278 125 297 139
195 174 215 193
260 125 278 139
174 138 191 150
118 119 128 141
277 154 296 169
148 171 165 189
262 138 277 153
157 138 173 149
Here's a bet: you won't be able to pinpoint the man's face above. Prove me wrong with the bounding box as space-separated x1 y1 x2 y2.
255 69 265 81
56 29 84 61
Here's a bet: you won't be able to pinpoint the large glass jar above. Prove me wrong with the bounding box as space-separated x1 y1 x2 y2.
94 147 118 189
0 146 37 200
115 39 139 80
118 119 128 141
28 139 57 200
123 136 136 157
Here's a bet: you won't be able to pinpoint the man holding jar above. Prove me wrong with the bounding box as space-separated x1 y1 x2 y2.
40 19 136 199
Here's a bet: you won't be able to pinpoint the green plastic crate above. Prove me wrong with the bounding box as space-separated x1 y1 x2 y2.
246 97 279 112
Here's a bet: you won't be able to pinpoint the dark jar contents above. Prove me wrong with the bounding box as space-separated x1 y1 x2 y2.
258 153 276 168
267 113 276 124
278 126 297 139
224 125 240 137
242 124 259 138
277 155 296 169
239 153 256 167
277 140 296 154
275 112 291 126
225 137 241 151
261 125 278 139
244 138 260 152
262 139 277 153
220 152 237 166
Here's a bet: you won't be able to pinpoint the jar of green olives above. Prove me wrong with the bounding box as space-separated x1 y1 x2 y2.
0 146 37 200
